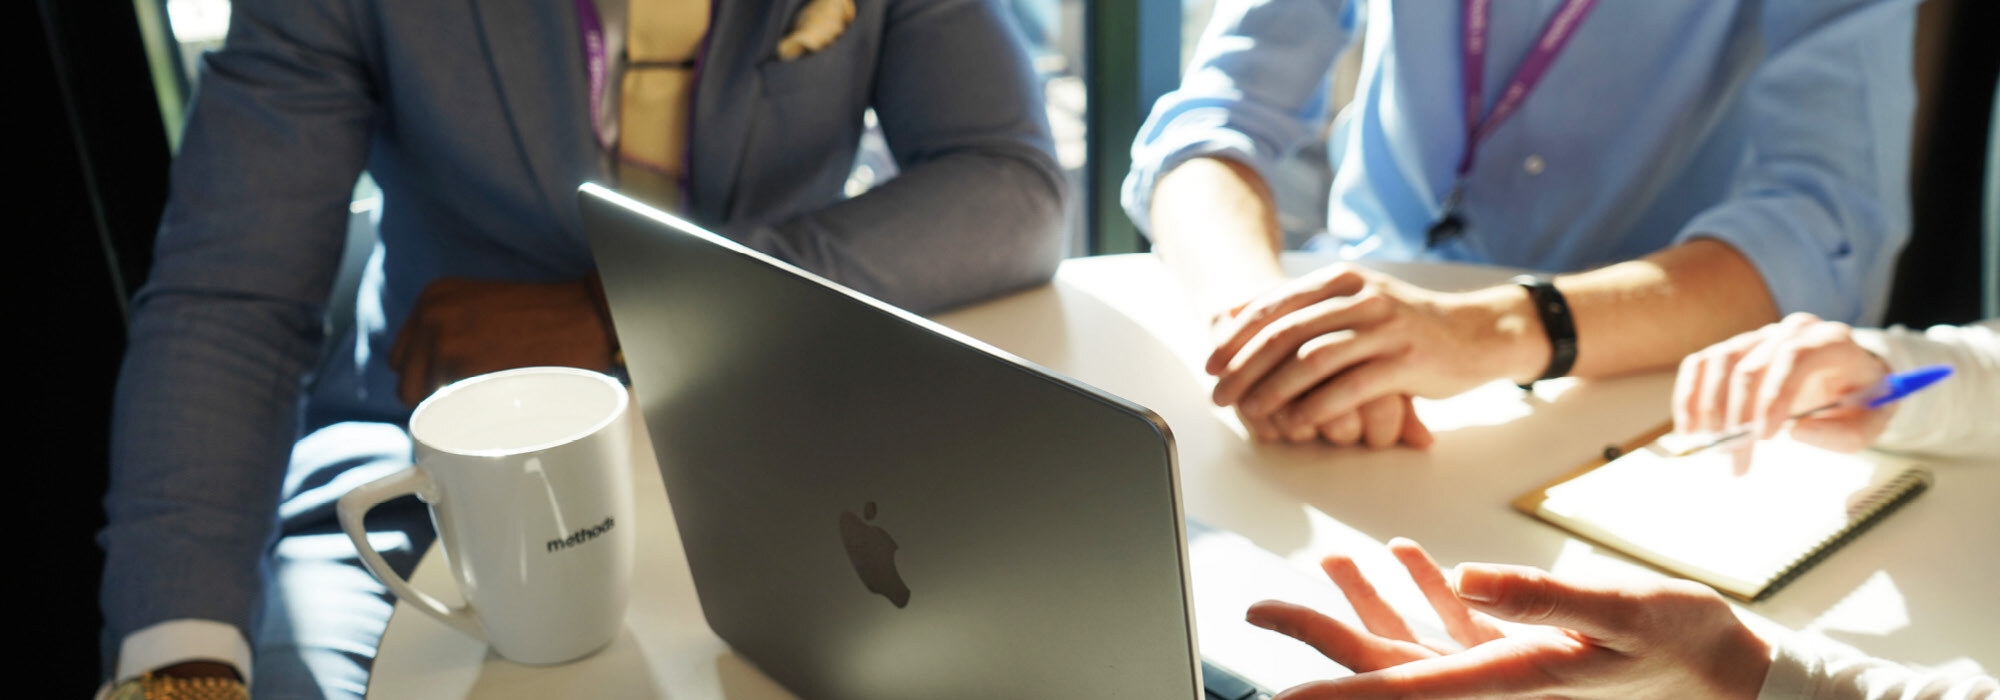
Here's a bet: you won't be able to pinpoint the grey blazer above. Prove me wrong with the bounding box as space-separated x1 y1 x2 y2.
101 0 1064 665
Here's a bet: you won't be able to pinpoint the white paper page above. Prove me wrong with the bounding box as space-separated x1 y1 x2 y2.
1540 439 1915 592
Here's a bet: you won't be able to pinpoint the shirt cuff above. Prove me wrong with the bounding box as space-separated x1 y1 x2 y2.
1849 323 2000 459
1122 127 1263 236
1756 635 1826 700
1676 204 1861 325
113 618 253 686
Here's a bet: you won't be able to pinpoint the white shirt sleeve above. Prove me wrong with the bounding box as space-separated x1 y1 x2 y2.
1850 320 2000 460
1757 634 1997 700
108 618 253 685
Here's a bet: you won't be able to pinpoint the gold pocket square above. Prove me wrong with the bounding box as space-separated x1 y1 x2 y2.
776 0 855 60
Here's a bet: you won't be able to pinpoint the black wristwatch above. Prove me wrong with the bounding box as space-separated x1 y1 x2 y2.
1513 274 1577 389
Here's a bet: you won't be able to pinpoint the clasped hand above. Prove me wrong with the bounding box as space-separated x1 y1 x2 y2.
1207 265 1526 448
390 276 619 406
1249 539 1772 700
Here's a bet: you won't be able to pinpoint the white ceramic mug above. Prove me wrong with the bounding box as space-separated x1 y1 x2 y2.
338 366 636 664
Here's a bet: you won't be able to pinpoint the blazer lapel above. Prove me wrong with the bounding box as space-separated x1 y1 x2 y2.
687 0 806 225
469 0 599 236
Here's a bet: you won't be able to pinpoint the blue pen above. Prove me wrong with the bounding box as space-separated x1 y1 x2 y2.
1676 363 1955 457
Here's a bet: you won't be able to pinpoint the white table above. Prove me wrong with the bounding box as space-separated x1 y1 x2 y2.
369 254 2000 698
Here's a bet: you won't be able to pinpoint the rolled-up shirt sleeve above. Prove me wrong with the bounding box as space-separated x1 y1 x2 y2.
1676 0 1916 325
1122 0 1358 237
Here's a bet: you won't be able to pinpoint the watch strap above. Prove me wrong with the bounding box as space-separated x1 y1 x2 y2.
1513 274 1578 387
105 673 248 700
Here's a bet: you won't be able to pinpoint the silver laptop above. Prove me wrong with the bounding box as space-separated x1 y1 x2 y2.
580 184 1270 700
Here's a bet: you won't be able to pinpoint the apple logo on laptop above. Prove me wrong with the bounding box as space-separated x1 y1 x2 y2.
839 502 910 608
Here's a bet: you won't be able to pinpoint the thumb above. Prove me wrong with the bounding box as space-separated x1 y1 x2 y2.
1451 564 1644 647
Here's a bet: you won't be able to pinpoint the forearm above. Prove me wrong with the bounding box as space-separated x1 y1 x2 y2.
1148 156 1289 321
102 293 321 658
1473 238 1779 385
743 0 1062 314
740 147 1065 314
1564 238 1779 377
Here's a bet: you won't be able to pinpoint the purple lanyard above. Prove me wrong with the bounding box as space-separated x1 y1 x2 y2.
1431 0 1598 246
575 0 712 200
575 0 613 150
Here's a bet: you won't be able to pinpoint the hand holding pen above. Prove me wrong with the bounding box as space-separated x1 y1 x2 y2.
1671 313 1954 473
1675 364 1951 456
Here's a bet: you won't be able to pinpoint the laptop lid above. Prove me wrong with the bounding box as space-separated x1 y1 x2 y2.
580 184 1202 699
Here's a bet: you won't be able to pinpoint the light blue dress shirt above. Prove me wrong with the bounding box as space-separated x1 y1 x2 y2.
1125 0 1916 324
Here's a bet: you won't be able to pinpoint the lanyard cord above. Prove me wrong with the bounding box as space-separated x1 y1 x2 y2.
1430 0 1599 248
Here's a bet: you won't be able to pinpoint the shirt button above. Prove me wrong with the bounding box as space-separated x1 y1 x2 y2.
1523 155 1546 175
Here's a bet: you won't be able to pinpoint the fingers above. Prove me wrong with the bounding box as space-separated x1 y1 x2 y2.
1673 320 1764 434
1207 265 1370 377
1214 293 1395 414
1673 312 1821 436
1271 641 1572 700
1285 414 1323 443
1246 600 1437 673
1721 337 1777 439
392 279 470 407
1729 312 1822 436
1728 441 1754 476
1280 360 1404 431
1694 322 1774 436
1253 395 1429 450
1237 407 1289 443
1316 411 1363 445
388 276 620 408
1450 563 1648 647
1358 394 1405 450
1399 396 1436 449
1229 318 1396 416
1387 539 1503 648
1673 311 1893 460
1671 351 1707 436
393 312 438 407
1317 554 1419 643
1752 321 1879 439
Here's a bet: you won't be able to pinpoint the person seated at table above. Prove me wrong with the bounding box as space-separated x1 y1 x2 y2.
1125 1 1916 449
1243 315 2000 699
97 0 1065 697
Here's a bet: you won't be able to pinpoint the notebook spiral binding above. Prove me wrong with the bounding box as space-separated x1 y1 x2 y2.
1754 467 1936 602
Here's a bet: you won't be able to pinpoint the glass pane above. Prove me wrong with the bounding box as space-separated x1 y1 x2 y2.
165 0 230 85
1037 0 1088 256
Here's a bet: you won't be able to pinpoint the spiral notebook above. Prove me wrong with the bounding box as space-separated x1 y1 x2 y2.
1513 424 1933 601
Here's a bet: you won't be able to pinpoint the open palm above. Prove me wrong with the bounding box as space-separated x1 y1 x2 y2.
1246 538 1772 700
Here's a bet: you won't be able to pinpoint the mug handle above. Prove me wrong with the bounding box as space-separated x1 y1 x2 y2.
335 466 485 641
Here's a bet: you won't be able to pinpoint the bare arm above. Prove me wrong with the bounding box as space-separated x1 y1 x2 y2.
1537 236 1780 381
1149 157 1289 324
1153 156 1781 442
1204 236 1779 437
